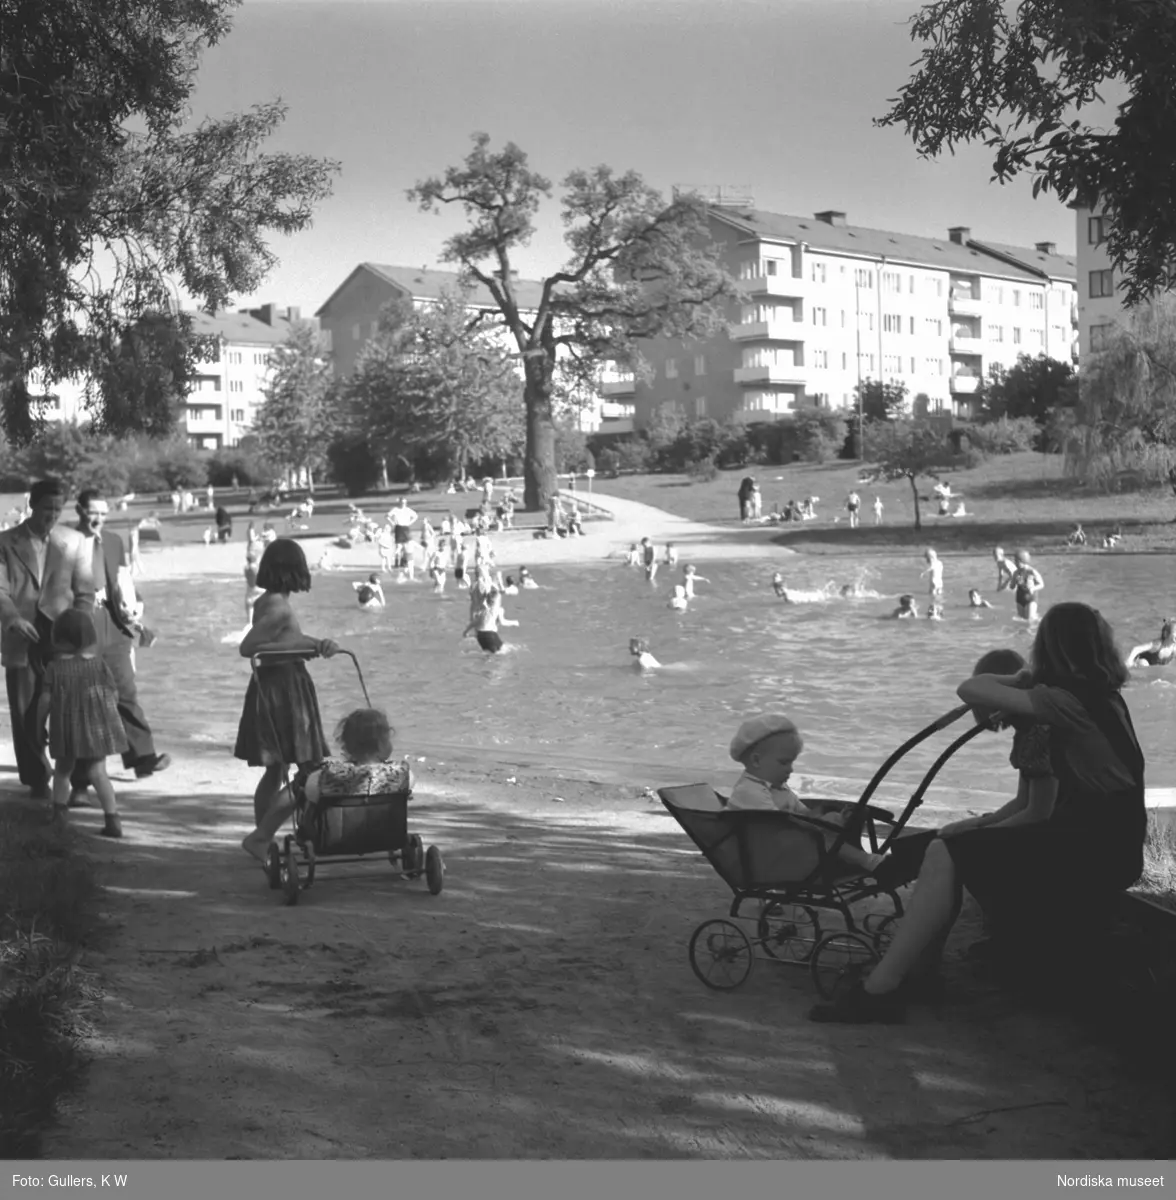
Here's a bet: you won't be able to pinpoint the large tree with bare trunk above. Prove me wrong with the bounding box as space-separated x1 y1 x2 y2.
408 133 738 512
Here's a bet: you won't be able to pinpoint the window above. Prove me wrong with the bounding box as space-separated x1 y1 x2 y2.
883 354 902 375
840 310 846 327
186 407 200 421
883 314 902 334
232 409 245 422
811 262 826 283
909 316 916 335
883 271 901 293
693 354 706 376
1090 323 1114 351
814 392 830 407
859 353 876 373
1089 269 1114 298
811 306 827 326
991 285 1004 304
864 313 874 332
1012 290 1021 307
989 325 1004 343
925 317 942 337
1013 327 1022 345
854 268 873 288
765 259 778 276
909 275 916 293
924 356 939 375
1031 329 1044 346
665 358 678 378
910 357 916 374
841 352 848 370
694 395 707 418
813 349 829 368
1088 215 1108 245
1029 292 1044 310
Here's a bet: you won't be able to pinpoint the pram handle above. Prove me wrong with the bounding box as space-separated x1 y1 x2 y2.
250 647 371 708
855 703 971 811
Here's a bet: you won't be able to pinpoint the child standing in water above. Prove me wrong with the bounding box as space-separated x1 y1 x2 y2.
463 571 519 653
682 564 709 598
46 610 127 837
772 571 786 598
1010 550 1044 621
640 537 658 582
992 546 1015 592
668 584 689 611
920 548 944 599
629 637 661 670
664 543 679 568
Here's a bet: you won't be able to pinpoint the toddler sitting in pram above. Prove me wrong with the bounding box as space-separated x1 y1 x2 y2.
728 714 887 875
292 707 413 834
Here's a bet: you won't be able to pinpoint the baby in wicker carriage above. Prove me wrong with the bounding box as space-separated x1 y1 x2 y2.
728 714 887 875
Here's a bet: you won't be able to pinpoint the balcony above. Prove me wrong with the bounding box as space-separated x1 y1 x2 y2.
185 407 223 426
949 335 983 355
741 273 807 299
727 319 804 342
949 375 980 394
600 376 635 397
734 364 807 386
948 293 984 317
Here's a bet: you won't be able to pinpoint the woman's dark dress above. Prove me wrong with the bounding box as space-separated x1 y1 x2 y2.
944 686 1146 924
234 658 330 768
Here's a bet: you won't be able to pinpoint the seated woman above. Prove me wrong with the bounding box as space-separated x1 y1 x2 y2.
1126 619 1175 667
294 708 413 833
810 601 1146 1024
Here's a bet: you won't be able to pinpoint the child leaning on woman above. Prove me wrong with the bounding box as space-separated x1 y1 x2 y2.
727 714 887 875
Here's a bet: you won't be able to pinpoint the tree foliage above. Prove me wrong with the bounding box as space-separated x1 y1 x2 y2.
978 354 1076 425
877 0 1176 307
860 419 961 530
1 0 339 443
342 292 525 481
855 378 909 422
408 133 738 510
252 323 338 490
1063 297 1176 489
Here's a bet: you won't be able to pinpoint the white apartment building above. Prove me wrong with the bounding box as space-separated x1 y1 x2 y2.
316 263 633 432
623 206 1077 428
26 303 307 448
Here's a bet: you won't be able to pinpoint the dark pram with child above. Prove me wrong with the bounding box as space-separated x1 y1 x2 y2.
253 650 444 905
659 706 985 1000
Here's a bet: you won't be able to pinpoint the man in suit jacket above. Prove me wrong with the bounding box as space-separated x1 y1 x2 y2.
0 478 95 797
69 489 170 795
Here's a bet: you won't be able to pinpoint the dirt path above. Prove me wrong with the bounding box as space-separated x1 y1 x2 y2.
37 757 1172 1160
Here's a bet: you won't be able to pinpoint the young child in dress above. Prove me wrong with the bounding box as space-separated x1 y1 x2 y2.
353 573 385 610
727 715 886 874
293 708 413 834
920 548 944 599
625 543 641 568
992 546 1015 591
682 564 709 599
239 538 340 854
47 610 127 837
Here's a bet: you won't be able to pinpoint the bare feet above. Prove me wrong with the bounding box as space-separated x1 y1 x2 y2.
242 835 270 864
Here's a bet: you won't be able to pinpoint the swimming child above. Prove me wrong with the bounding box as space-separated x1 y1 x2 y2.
682 564 709 598
668 584 689 611
920 548 944 598
353 573 385 610
1126 620 1176 667
641 537 658 582
968 589 993 609
46 610 127 838
927 603 944 621
992 546 1015 591
519 566 538 589
890 594 919 619
727 715 887 874
502 575 519 595
664 543 679 567
629 637 661 670
463 573 518 653
772 571 786 598
1010 550 1044 621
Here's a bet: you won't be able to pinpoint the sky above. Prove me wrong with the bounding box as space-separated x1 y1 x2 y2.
187 0 1086 318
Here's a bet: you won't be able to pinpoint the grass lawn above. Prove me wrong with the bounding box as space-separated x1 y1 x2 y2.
587 453 1176 556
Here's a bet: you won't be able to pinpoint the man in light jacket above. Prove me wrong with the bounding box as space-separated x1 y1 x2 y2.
0 478 95 797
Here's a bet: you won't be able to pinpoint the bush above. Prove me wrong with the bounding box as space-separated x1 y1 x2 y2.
792 408 848 464
326 434 382 496
206 446 274 488
594 446 621 477
958 416 1040 455
613 438 652 474
684 457 719 482
153 437 207 489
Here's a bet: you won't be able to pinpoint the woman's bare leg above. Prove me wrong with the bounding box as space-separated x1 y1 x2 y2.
865 838 960 994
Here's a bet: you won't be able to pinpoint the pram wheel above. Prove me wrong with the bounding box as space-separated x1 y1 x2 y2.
688 919 753 991
425 845 444 895
757 902 821 962
811 931 878 1001
281 836 300 906
265 844 282 891
865 912 900 954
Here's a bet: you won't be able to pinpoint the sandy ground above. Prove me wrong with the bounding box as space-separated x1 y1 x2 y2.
15 494 1174 1160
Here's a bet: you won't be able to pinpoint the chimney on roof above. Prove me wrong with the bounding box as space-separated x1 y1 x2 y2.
286 306 301 322
948 227 970 245
814 210 847 227
1034 241 1056 255
243 303 278 326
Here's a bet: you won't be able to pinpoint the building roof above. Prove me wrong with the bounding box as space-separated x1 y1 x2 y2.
185 309 300 345
316 262 547 318
966 239 1077 282
710 208 1074 283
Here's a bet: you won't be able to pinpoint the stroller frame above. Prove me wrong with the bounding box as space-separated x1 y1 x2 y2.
250 648 444 905
659 705 984 999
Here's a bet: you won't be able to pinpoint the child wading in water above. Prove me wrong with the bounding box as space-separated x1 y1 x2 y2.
47 610 127 837
463 570 518 653
238 538 340 859
920 548 944 600
353 573 385 609
682 564 709 598
1010 550 1044 621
